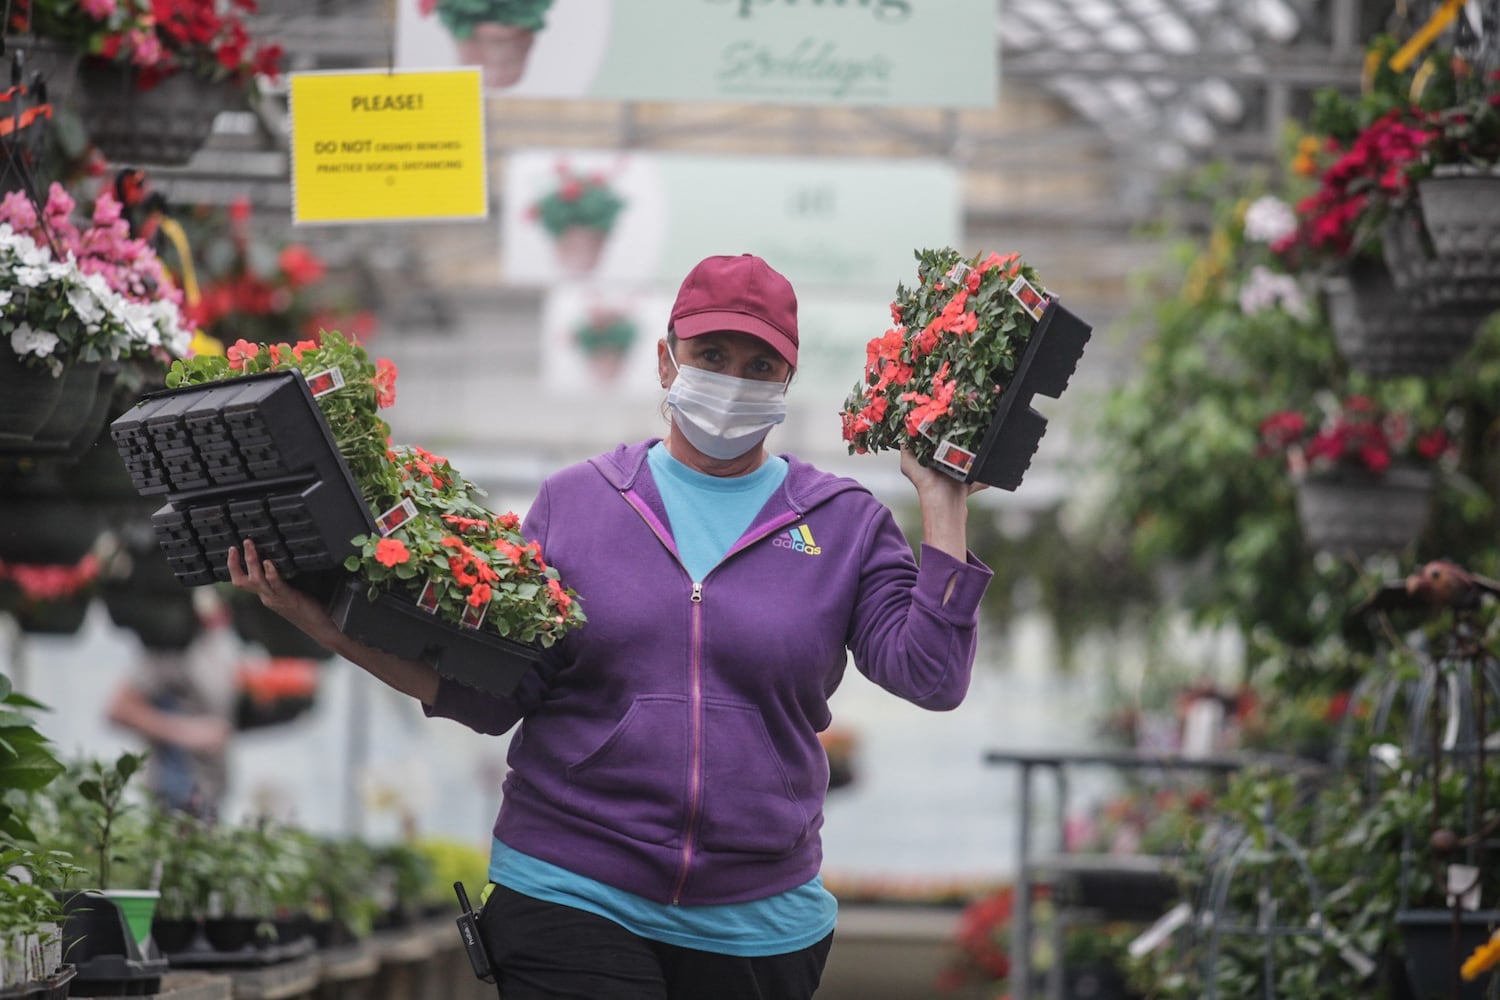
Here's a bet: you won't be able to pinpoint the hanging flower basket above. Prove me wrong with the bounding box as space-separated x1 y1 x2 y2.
1321 258 1488 377
1417 169 1500 258
14 592 93 635
14 362 106 455
1293 463 1433 559
0 466 105 565
73 62 243 166
2 34 82 106
0 349 65 448
228 589 333 660
1396 908 1500 1000
1383 207 1500 314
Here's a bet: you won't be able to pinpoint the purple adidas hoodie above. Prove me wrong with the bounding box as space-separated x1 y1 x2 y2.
425 440 993 906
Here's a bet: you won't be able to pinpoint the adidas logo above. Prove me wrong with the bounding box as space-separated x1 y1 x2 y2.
773 524 822 556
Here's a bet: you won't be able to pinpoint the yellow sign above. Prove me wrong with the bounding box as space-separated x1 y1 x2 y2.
290 69 487 224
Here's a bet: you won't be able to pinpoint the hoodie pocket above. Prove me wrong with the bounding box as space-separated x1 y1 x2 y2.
698 699 811 856
563 694 689 847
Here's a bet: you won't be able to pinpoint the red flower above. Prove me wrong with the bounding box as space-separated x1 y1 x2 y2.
291 338 318 359
373 357 398 408
278 244 325 289
546 577 572 611
226 338 260 371
374 538 409 567
1415 428 1450 461
467 583 492 607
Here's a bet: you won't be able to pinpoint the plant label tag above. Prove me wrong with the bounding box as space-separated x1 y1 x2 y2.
1310 915 1376 978
305 367 346 398
944 262 972 285
1128 902 1191 958
1008 275 1048 321
1448 863 1481 911
416 580 440 614
375 497 417 537
460 598 489 630
933 439 976 476
915 417 939 442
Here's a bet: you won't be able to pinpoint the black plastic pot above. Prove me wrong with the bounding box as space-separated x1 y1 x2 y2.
951 299 1093 491
1322 257 1489 377
109 371 377 589
1397 908 1500 1000
1293 464 1433 560
202 916 262 954
327 576 544 698
14 595 93 637
148 916 200 955
56 892 167 996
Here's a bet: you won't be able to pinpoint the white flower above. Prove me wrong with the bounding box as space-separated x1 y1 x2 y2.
1238 265 1309 319
0 290 13 307
1244 196 1297 245
13 265 49 288
67 285 106 325
10 323 59 358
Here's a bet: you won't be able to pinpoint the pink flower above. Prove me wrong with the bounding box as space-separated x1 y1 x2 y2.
80 0 116 20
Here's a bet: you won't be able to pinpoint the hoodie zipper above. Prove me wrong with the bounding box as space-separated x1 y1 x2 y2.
670 579 705 905
620 489 806 905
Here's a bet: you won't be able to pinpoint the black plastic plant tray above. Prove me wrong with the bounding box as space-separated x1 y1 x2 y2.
327 577 544 698
162 933 315 969
57 893 168 997
0 966 77 1000
957 299 1092 491
109 372 377 588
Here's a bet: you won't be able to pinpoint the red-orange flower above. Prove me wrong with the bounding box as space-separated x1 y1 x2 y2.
546 577 572 610
374 538 409 567
291 338 318 360
467 583 492 607
226 338 260 371
374 357 398 408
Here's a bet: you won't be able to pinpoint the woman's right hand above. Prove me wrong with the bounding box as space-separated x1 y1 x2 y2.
226 540 341 648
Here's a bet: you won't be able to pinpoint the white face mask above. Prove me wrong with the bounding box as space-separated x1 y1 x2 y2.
666 349 790 460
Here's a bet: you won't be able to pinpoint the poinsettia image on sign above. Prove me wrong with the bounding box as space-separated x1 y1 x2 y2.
418 0 554 90
840 248 1056 475
527 159 626 276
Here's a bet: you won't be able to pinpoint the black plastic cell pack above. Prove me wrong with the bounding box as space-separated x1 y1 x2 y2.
962 299 1093 491
109 372 376 587
327 577 543 699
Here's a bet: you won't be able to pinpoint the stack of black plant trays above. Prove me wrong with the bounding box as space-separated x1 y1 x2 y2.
951 298 1093 491
147 916 316 971
109 369 542 699
1390 608 1500 1000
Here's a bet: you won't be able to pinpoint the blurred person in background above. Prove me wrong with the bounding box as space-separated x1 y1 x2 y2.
106 590 237 817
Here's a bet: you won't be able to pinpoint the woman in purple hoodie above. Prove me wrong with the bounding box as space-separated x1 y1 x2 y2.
229 253 993 999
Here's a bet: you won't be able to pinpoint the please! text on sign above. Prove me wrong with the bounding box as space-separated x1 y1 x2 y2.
290 69 488 224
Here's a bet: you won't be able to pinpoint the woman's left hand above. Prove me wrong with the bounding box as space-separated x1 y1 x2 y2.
900 447 984 563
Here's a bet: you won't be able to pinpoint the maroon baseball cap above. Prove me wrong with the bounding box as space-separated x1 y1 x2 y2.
669 254 799 367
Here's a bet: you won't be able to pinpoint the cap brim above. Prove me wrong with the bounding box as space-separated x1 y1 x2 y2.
673 310 797 367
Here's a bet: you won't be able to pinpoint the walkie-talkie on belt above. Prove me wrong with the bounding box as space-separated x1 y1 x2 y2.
454 881 495 983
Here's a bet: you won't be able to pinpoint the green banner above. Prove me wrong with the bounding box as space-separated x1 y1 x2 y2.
397 0 997 108
503 150 961 290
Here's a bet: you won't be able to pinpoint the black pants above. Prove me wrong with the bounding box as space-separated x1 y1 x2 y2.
478 885 834 1000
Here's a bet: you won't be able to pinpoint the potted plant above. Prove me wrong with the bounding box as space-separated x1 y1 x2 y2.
572 306 637 384
22 0 284 165
1 553 100 635
180 199 379 349
840 247 1092 491
419 0 553 90
1258 394 1453 558
0 181 193 456
144 332 586 696
527 161 626 276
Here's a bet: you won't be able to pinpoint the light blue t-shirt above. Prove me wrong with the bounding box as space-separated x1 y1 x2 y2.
490 442 835 956
646 441 788 581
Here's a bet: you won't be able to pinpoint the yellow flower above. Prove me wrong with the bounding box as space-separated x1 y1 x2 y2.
1461 929 1500 982
1291 135 1322 177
